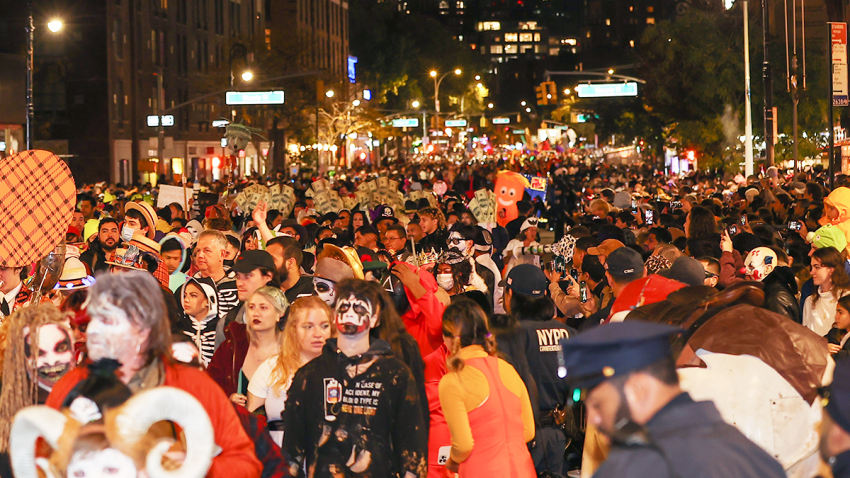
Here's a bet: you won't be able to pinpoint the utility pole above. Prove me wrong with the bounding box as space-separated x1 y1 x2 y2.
156 68 165 181
763 0 775 167
26 0 34 150
744 0 755 177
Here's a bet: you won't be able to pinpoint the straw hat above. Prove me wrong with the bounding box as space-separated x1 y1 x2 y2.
54 256 95 291
125 201 157 239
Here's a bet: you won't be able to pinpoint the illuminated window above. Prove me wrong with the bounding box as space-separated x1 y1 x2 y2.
647 6 654 12
505 32 518 42
549 48 559 55
646 17 655 24
521 44 532 53
630 39 635 47
439 1 448 8
477 21 500 30
519 32 533 42
505 44 518 54
586 31 590 38
457 1 464 8
534 32 541 42
519 21 537 30
629 5 633 11
605 18 610 25
490 45 503 54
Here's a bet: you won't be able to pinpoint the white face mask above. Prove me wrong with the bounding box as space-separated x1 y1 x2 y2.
86 299 143 364
437 273 454 291
313 277 336 306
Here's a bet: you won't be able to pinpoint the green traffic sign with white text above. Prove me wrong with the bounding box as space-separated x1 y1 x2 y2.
225 90 285 105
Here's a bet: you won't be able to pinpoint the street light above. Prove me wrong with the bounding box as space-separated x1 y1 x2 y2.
525 107 532 113
520 100 527 107
241 70 253 82
487 103 494 109
26 16 63 149
607 69 615 75
326 90 335 98
47 19 62 33
475 75 481 81
431 68 461 113
563 88 571 95
411 100 421 108
352 99 361 106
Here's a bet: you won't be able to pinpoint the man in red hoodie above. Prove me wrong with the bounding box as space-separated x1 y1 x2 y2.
389 262 446 357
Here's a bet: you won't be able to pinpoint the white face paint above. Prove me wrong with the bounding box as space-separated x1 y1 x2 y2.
23 323 74 392
335 294 377 336
86 298 144 365
313 277 336 306
448 233 470 255
436 274 455 291
66 448 137 478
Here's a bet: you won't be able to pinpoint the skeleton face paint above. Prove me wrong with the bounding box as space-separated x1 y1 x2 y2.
335 295 376 336
86 298 144 366
744 247 776 282
23 323 73 391
314 277 337 306
66 447 137 478
448 233 470 255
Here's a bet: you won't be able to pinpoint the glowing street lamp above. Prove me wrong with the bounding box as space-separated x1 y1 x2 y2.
487 103 494 109
352 99 361 106
431 68 462 113
47 19 63 33
412 100 421 109
240 70 253 82
325 90 335 98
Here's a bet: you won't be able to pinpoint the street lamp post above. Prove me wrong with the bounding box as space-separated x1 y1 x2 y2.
430 68 461 113
25 8 63 150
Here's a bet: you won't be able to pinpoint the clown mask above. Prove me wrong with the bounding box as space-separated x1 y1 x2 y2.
335 295 378 336
23 323 74 392
743 247 777 282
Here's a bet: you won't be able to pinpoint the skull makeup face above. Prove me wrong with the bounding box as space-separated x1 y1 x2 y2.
314 277 337 306
23 323 74 391
335 295 377 336
744 247 777 282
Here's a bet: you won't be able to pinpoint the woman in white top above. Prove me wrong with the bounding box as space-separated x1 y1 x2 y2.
803 247 850 336
503 218 541 276
247 296 335 446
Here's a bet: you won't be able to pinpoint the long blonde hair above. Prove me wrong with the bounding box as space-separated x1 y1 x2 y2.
245 286 289 345
271 296 335 394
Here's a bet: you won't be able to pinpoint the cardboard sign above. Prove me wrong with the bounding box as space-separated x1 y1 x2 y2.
157 184 189 209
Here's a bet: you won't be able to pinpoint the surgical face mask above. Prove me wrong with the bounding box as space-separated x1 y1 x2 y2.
120 226 135 242
314 277 336 305
437 273 454 291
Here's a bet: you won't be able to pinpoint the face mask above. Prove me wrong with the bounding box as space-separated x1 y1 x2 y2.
437 273 455 291
335 295 375 336
314 278 336 305
120 226 135 242
24 324 73 392
384 275 410 315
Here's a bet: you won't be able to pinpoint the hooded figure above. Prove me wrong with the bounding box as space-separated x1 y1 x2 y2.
820 187 850 255
174 277 219 366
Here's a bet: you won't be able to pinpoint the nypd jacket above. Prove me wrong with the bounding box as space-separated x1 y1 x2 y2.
284 338 428 478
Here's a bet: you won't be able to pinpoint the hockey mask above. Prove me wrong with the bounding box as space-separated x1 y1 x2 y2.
335 294 378 336
383 273 410 315
23 323 73 391
743 247 777 282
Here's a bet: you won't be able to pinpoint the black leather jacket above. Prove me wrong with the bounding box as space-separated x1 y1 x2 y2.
762 266 800 321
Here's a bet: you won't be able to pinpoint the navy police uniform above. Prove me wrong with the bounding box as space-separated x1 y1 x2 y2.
559 321 786 478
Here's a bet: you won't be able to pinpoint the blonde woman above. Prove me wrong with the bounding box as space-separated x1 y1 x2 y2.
247 296 334 446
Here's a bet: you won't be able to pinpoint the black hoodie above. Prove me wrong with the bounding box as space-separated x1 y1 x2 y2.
284 338 427 478
762 266 800 322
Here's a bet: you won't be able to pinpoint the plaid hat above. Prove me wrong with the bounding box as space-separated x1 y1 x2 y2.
808 224 848 252
502 264 548 297
604 247 644 279
233 250 276 274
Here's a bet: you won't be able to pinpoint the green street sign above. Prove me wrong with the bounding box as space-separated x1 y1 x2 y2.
512 129 525 134
492 117 510 124
225 90 285 105
445 119 467 127
392 118 420 127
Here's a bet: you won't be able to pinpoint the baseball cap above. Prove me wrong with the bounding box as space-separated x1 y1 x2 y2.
520 217 540 233
233 250 276 274
657 256 706 287
558 321 683 391
791 182 806 195
587 239 625 257
604 247 644 279
501 264 548 297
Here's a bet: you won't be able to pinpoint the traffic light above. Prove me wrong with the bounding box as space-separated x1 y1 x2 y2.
545 81 557 103
535 84 548 105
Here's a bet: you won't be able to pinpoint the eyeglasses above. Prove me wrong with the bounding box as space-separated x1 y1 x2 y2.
448 238 464 245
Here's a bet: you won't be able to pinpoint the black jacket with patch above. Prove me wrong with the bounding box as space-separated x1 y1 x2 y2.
284 338 427 478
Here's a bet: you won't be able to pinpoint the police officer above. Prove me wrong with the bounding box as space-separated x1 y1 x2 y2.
503 264 575 476
559 321 786 478
820 357 850 478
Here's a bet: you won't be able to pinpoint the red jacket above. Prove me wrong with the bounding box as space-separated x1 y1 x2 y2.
719 250 745 288
424 344 451 478
207 322 249 397
398 263 445 357
46 360 262 478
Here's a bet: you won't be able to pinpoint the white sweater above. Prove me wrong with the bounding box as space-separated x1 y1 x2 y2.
803 287 846 336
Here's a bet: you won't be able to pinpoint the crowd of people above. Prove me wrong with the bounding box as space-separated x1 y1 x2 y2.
2 154 850 478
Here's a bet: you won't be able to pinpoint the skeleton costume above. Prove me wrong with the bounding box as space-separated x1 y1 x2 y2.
174 277 219 367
